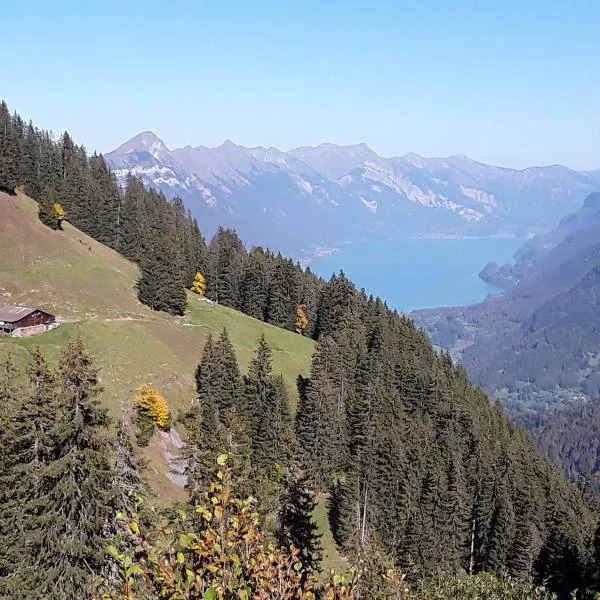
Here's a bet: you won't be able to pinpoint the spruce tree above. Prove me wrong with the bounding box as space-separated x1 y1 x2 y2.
186 332 244 502
213 329 243 417
244 335 272 431
296 336 347 486
278 461 323 580
238 247 270 320
207 227 246 307
253 374 292 470
137 208 187 315
0 349 59 598
19 341 115 599
266 257 299 330
0 101 18 192
0 355 23 595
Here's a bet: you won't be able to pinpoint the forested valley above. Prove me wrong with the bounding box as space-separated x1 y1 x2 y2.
3 100 600 599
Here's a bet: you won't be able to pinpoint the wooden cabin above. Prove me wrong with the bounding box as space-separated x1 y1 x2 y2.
0 305 57 337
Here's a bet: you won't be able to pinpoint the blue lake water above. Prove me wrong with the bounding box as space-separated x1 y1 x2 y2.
312 238 524 312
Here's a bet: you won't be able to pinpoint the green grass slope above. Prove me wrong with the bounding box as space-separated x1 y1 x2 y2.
0 190 315 487
0 191 347 572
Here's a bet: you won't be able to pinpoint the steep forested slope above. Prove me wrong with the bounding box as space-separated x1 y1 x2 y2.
415 192 600 413
521 399 600 495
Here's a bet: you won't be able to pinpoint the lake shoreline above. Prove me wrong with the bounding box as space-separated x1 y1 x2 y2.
310 237 525 312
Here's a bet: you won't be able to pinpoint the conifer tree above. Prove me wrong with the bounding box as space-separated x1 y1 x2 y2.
238 247 270 320
0 349 59 598
118 175 144 261
0 101 18 192
296 336 347 486
213 329 243 416
187 332 244 502
20 340 115 599
278 461 323 580
113 414 146 514
207 226 246 307
535 508 586 599
137 208 187 315
244 334 275 437
253 374 292 470
487 474 516 573
266 257 299 330
0 355 23 594
103 414 147 585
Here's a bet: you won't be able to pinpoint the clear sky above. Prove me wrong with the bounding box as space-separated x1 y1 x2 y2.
1 0 599 169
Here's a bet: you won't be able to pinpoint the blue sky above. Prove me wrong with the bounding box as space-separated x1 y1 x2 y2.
1 1 599 168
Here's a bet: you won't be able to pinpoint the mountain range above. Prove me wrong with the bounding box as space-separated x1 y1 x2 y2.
106 132 600 256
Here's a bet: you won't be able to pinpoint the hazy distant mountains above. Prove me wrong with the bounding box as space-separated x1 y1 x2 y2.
106 132 600 255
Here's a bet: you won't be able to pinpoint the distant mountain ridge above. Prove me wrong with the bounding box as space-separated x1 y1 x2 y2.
106 132 600 255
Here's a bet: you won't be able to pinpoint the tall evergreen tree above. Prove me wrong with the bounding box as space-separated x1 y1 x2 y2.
207 227 246 307
238 247 270 320
137 200 187 315
20 340 115 599
278 461 323 580
0 355 23 594
186 331 244 502
213 329 243 417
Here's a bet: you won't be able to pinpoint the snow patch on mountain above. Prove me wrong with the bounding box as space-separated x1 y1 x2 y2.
459 185 498 211
295 176 314 195
360 196 377 213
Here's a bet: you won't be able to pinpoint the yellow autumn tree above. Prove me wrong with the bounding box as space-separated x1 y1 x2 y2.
53 202 66 223
135 384 171 439
295 304 309 334
190 271 206 296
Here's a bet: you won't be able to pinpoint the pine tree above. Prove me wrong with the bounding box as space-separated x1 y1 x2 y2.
18 340 115 599
113 413 146 513
253 374 292 470
296 336 347 486
535 508 585 599
509 484 537 578
118 175 144 261
207 227 246 307
186 332 244 502
213 329 243 417
238 247 270 320
266 257 299 330
278 461 323 580
244 334 275 437
487 474 516 573
89 153 120 248
0 349 59 598
103 414 146 585
0 355 23 594
0 102 19 192
137 202 187 315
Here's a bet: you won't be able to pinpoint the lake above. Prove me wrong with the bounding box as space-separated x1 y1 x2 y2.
312 238 524 312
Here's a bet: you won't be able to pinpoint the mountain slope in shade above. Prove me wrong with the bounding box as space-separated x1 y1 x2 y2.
413 193 600 414
106 133 600 255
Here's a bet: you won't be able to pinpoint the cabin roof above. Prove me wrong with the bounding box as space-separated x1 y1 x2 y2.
0 305 39 323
